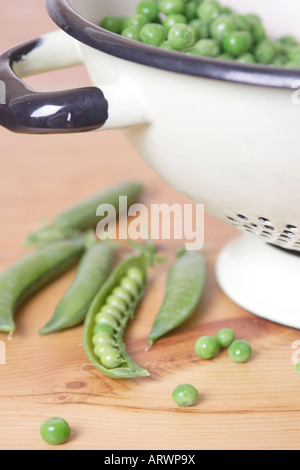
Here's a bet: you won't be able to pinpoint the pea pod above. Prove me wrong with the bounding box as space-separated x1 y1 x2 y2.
26 180 143 247
148 250 206 345
39 241 116 335
0 238 84 333
83 251 152 379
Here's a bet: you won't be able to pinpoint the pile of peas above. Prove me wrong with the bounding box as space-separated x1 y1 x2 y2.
100 0 300 68
92 267 144 369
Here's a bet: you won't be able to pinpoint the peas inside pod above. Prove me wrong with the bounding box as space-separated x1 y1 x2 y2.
99 0 300 69
83 251 152 379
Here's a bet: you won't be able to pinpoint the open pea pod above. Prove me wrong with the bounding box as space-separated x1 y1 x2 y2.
82 251 151 379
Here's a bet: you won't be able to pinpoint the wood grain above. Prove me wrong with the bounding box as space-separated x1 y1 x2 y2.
0 0 300 450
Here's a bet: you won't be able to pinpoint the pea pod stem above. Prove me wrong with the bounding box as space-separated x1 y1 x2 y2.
0 238 84 333
148 250 206 346
83 246 155 379
26 180 144 247
39 241 116 335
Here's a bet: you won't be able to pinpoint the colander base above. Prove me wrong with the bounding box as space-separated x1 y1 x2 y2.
216 234 300 330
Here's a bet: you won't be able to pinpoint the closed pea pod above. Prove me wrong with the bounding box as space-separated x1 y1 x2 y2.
39 241 116 335
0 238 84 333
83 249 153 378
26 180 143 247
148 250 206 345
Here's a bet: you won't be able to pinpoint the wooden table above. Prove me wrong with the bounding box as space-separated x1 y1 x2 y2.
0 0 299 451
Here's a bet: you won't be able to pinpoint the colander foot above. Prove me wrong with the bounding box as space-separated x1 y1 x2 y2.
216 234 300 329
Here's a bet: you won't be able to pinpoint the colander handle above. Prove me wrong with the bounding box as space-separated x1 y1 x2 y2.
0 30 109 134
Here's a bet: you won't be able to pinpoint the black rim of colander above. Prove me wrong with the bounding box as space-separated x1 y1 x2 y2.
45 0 300 89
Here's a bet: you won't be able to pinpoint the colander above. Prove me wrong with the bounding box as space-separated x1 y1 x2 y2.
1 0 300 328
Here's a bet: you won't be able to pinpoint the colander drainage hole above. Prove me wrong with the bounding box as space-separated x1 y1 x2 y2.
278 234 292 240
283 230 295 236
261 231 272 237
237 214 249 221
259 217 270 224
285 225 298 232
227 216 238 223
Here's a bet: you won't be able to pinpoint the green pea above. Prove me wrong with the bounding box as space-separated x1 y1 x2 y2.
215 328 235 348
163 14 188 32
195 336 219 359
159 41 177 50
185 1 198 21
245 13 261 26
228 340 252 363
112 287 133 305
168 23 195 51
194 38 220 57
100 16 123 34
296 362 300 377
261 38 280 56
210 15 235 42
40 417 71 445
197 1 221 22
222 31 252 57
160 0 186 16
92 331 114 346
139 23 167 46
136 1 159 21
93 323 115 336
172 384 198 407
254 41 276 64
94 342 115 358
106 295 128 312
120 277 140 297
100 349 124 369
184 47 203 56
232 14 251 32
95 312 119 329
220 6 233 15
279 36 299 48
285 61 300 69
272 55 287 66
251 23 266 44
189 19 210 40
100 304 123 321
217 52 233 60
236 52 255 64
121 25 141 41
287 47 300 61
123 14 149 29
277 41 292 55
